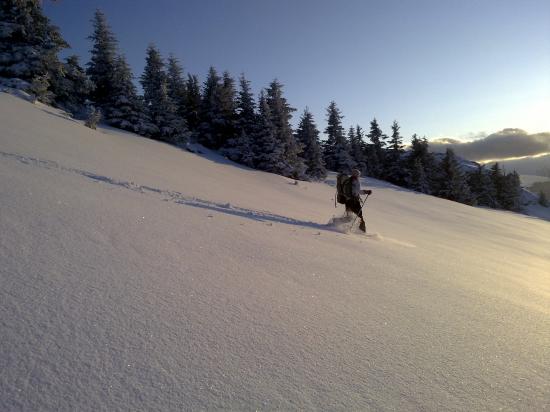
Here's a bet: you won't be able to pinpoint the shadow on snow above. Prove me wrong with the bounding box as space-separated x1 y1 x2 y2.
0 150 334 232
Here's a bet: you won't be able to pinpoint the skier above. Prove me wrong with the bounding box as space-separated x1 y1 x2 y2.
345 169 372 232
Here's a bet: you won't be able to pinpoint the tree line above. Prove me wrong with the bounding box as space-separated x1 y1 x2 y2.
0 1 526 211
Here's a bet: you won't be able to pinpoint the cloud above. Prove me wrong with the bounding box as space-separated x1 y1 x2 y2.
431 137 462 145
428 128 550 161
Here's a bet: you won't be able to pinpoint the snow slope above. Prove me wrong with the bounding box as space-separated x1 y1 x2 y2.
1 92 549 411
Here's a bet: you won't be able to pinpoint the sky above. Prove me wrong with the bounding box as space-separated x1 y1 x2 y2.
43 0 550 150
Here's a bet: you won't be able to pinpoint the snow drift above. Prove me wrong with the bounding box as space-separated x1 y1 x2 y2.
1 92 549 410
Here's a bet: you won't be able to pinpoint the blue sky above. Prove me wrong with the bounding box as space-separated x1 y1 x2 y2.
43 0 550 144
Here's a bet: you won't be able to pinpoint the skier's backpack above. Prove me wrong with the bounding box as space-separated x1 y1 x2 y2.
336 173 352 204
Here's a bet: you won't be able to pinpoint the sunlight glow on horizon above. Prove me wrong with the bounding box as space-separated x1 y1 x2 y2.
478 152 550 164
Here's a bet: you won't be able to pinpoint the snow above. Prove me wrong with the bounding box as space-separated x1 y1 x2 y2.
0 77 33 101
1 92 549 410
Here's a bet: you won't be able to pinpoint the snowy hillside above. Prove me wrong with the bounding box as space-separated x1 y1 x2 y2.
1 92 549 411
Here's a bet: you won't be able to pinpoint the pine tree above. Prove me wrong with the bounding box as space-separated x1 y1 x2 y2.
166 54 187 118
87 9 117 107
366 118 385 177
410 158 430 194
405 134 435 193
235 74 256 133
29 73 53 103
265 79 305 179
140 44 186 143
0 0 68 93
185 73 201 135
489 162 504 208
222 74 256 164
84 106 101 129
295 108 326 180
254 91 284 173
141 44 164 103
364 144 379 178
157 81 187 144
197 66 224 148
323 101 353 173
436 148 473 204
140 44 164 137
388 121 404 153
218 71 237 148
105 55 146 133
349 125 367 174
51 55 93 114
499 171 521 211
227 130 255 167
357 126 369 170
386 120 405 184
467 164 497 207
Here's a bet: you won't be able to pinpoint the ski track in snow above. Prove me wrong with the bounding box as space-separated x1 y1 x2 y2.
0 150 351 235
0 150 418 247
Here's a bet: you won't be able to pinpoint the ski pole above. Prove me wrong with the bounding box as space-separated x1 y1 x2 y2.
351 193 370 228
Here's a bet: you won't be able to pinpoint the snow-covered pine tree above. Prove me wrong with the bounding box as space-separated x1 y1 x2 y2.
265 79 305 179
105 55 146 133
84 105 101 129
140 44 163 138
166 54 187 119
29 73 53 103
197 66 224 148
436 148 473 204
295 108 326 180
185 73 201 135
229 130 255 167
405 134 435 193
385 120 405 184
134 95 157 137
366 118 385 178
349 125 367 174
0 0 67 97
50 55 94 114
467 164 497 207
253 91 285 173
218 71 238 149
140 44 187 143
222 73 257 165
323 101 354 173
87 9 117 108
157 81 188 144
235 74 256 136
410 158 431 194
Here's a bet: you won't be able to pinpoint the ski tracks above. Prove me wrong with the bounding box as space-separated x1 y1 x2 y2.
0 151 329 232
